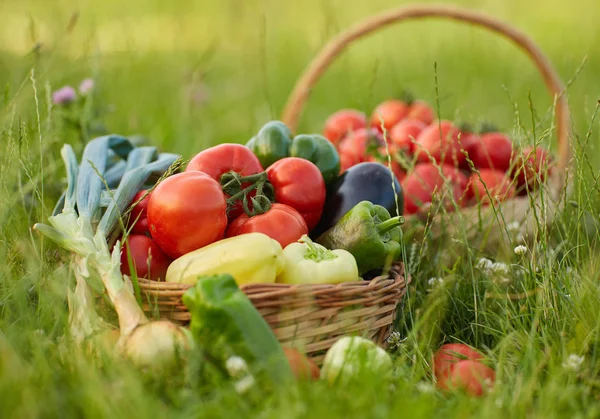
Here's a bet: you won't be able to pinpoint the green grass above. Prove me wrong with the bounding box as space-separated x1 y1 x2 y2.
2 0 600 417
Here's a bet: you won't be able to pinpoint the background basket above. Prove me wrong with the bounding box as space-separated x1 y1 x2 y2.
139 264 409 364
280 5 572 252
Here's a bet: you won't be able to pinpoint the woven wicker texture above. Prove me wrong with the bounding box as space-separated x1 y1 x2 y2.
139 264 409 363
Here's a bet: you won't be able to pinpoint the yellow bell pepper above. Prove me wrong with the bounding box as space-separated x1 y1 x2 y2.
166 233 285 285
277 235 359 285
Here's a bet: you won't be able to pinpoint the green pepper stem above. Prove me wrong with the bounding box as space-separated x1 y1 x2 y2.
376 216 404 235
299 235 337 262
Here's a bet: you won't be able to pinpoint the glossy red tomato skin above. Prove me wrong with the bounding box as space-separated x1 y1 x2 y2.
369 100 410 133
415 121 465 166
389 119 427 154
437 360 496 397
147 171 228 259
266 158 326 231
471 132 514 172
514 146 553 194
120 235 172 281
338 128 384 167
401 163 466 214
185 143 264 220
323 110 367 145
128 190 151 235
407 100 435 125
466 169 516 205
433 343 484 380
226 203 308 249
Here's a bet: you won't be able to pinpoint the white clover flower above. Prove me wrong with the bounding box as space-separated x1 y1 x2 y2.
507 221 521 233
514 245 527 256
491 262 509 275
416 381 436 394
498 277 512 285
427 277 444 289
387 330 405 348
226 355 248 378
495 397 505 408
562 354 585 372
477 258 494 274
234 374 256 394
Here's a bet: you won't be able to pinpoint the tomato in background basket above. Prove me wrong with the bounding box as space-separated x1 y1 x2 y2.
369 99 410 132
323 109 367 145
186 143 264 220
366 145 407 182
414 121 466 167
120 234 172 281
407 99 435 125
401 163 467 215
147 171 228 259
513 145 553 194
471 132 514 172
457 130 481 171
266 157 326 231
226 203 308 249
338 128 385 168
466 169 516 205
389 119 427 154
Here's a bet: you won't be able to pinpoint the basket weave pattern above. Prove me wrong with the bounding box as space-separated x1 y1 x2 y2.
139 264 409 363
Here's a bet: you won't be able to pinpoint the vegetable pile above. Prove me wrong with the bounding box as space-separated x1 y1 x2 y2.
322 97 555 216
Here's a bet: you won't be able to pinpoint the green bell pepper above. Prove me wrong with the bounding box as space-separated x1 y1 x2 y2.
245 121 292 168
316 201 403 275
290 134 341 184
182 274 293 384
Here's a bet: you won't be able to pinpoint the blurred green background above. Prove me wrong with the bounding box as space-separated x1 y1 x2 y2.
1 0 598 157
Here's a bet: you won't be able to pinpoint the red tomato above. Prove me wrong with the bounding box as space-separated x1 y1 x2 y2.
389 119 427 154
283 347 320 381
226 203 308 248
339 152 354 174
401 163 467 214
323 110 367 145
266 157 326 231
147 171 228 259
513 146 553 194
366 145 407 182
338 128 384 167
186 143 264 220
437 360 496 397
415 121 466 166
128 190 151 235
369 100 410 133
120 235 172 281
458 131 482 171
471 132 514 172
407 100 435 125
466 169 516 205
433 343 484 380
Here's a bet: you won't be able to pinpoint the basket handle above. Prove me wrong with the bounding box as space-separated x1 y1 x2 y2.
280 5 571 176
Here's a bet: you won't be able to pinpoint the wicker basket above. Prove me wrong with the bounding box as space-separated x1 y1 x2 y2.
280 5 572 252
139 264 409 364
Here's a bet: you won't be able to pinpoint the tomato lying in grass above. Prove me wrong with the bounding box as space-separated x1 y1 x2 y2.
338 128 384 168
226 203 308 248
120 234 172 281
128 190 151 235
466 169 516 205
389 119 427 154
370 99 410 133
323 109 367 145
513 146 553 194
186 143 264 220
147 171 228 259
283 347 320 380
415 121 466 166
266 158 326 231
407 100 435 125
401 163 468 214
433 343 484 380
471 132 514 172
437 360 496 397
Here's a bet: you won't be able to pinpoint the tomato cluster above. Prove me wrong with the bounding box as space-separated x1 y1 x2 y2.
120 142 327 281
323 98 554 216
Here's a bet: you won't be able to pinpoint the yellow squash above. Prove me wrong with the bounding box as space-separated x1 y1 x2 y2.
166 233 285 286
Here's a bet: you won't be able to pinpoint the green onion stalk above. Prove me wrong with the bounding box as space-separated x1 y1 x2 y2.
34 135 192 371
